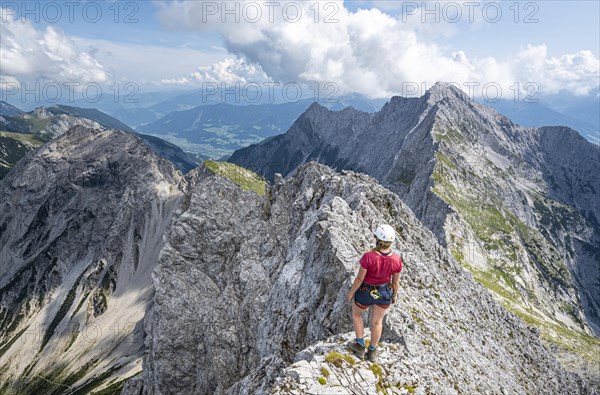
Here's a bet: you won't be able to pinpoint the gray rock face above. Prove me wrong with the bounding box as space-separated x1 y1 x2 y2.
0 126 185 393
270 331 587 395
123 162 592 395
534 126 600 229
229 83 600 381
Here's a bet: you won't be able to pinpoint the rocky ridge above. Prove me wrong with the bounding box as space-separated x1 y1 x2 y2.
123 161 591 394
229 83 600 382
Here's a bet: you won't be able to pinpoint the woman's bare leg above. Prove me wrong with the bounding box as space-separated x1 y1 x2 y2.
369 305 387 346
352 302 366 339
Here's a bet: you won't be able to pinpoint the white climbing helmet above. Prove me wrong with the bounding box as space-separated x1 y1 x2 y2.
374 224 395 242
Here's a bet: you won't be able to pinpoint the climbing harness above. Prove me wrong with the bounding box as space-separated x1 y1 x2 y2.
360 283 390 300
369 288 381 300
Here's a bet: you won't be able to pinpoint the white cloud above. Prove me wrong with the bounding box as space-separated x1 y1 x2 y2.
189 57 270 84
3 2 596 99
157 0 599 98
544 50 600 96
160 77 192 85
467 45 600 97
0 7 227 92
70 37 227 88
0 8 108 85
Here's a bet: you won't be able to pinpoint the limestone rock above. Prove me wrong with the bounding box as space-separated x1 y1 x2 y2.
125 162 592 394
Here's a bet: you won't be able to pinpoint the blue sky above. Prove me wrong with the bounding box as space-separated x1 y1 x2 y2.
1 1 599 98
351 1 600 58
20 1 599 56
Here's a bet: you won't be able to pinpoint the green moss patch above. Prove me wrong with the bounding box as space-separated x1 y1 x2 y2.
204 160 267 195
369 363 383 378
324 351 356 368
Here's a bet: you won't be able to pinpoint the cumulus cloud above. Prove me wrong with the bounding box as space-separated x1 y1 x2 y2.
159 56 270 87
469 45 600 97
0 8 108 85
189 57 270 84
544 50 600 95
157 0 599 98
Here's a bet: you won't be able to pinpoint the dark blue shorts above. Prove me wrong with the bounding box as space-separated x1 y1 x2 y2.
354 283 393 309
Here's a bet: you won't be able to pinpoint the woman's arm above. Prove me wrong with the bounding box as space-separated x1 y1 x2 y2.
346 267 367 303
391 272 400 304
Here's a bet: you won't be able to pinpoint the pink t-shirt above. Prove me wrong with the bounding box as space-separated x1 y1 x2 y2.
360 251 403 285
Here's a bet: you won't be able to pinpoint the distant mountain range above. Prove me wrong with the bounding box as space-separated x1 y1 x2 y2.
2 87 597 179
0 89 600 145
0 102 196 177
108 90 386 129
5 88 596 156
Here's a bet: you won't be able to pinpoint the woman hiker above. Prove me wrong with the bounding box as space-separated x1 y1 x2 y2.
346 224 403 361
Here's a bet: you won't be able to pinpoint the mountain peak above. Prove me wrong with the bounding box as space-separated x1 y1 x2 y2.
32 106 53 119
425 81 471 104
305 101 329 114
385 82 471 112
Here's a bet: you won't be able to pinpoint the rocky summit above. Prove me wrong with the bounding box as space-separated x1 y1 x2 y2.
229 82 600 383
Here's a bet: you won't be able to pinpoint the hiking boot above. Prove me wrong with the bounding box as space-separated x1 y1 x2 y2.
366 346 380 362
349 340 366 359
